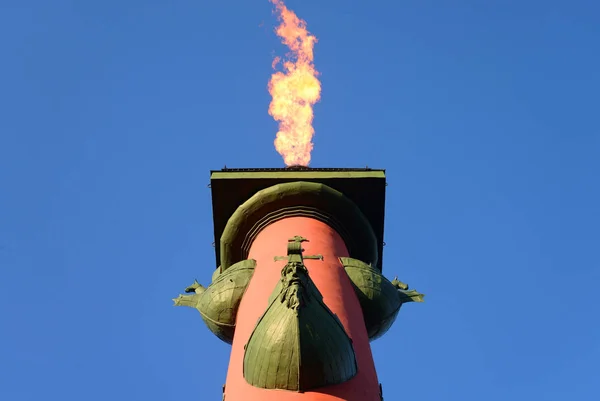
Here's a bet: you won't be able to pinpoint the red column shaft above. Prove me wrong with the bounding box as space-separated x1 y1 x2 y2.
223 217 380 401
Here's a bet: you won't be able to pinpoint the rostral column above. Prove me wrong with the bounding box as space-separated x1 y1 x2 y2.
174 167 424 401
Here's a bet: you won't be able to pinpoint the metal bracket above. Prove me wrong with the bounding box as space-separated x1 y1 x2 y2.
274 235 323 262
274 254 323 261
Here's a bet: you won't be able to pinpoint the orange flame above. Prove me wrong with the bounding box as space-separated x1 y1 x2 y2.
268 0 321 166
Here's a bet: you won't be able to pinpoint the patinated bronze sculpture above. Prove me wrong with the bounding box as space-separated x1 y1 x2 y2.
173 168 424 401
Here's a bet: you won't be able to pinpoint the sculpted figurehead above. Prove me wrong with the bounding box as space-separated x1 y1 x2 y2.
243 236 359 391
279 261 310 312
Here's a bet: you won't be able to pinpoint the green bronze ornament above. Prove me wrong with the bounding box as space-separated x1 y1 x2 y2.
219 181 379 271
173 259 256 344
340 257 424 341
243 237 358 392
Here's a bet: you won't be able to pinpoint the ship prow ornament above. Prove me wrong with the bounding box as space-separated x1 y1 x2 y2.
172 259 256 344
243 236 358 392
173 168 425 400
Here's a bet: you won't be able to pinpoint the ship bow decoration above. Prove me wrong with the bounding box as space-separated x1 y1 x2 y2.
243 237 357 392
340 257 424 341
173 259 256 344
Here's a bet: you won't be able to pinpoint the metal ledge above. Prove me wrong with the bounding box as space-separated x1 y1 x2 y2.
210 167 387 271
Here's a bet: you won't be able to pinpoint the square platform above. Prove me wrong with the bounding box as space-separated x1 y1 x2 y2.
210 167 387 271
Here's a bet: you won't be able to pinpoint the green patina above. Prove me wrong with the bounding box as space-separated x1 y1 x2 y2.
173 259 256 344
219 181 379 272
340 257 424 341
243 237 357 392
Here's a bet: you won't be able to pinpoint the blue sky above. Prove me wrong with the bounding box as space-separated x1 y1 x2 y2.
1 1 598 400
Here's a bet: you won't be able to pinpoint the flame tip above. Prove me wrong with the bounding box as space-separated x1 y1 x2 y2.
268 0 320 166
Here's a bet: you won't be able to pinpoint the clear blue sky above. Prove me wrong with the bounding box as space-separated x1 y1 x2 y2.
1 1 598 400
